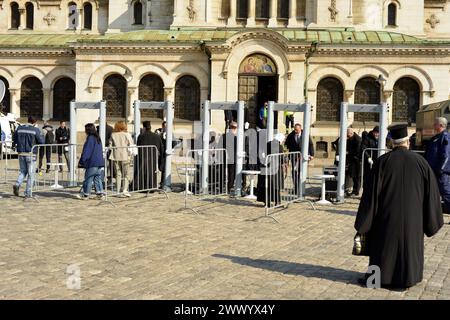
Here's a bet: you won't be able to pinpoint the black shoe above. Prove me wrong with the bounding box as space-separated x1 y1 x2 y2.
13 185 19 197
352 191 360 197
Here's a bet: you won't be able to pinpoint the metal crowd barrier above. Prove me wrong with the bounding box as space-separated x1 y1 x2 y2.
263 151 314 221
182 148 228 213
361 147 425 189
104 145 168 204
1 141 19 184
30 143 84 197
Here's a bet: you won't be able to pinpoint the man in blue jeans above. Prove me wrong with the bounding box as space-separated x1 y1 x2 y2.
12 116 44 198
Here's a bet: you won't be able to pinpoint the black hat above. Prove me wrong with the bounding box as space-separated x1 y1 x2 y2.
389 124 408 140
373 126 379 133
143 121 151 129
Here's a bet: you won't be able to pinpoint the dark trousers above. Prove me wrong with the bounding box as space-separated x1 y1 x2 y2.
38 147 51 171
291 158 301 195
345 163 361 194
438 174 450 213
227 164 236 192
285 115 294 130
58 151 70 171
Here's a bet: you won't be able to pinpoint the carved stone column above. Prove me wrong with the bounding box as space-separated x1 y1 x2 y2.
42 89 52 121
9 88 20 117
127 87 138 123
228 0 237 27
268 0 278 27
18 8 25 30
247 0 256 27
288 0 299 27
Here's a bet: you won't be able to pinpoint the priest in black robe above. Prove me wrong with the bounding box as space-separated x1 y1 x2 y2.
131 121 163 191
355 124 444 289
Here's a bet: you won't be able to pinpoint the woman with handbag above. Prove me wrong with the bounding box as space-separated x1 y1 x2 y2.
110 121 134 197
76 123 105 200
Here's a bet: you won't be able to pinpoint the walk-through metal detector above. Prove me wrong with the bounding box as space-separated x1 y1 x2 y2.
267 101 312 199
69 100 107 186
337 102 389 203
202 100 245 196
133 100 174 191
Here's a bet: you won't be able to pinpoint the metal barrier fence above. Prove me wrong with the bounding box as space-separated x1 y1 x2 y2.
30 144 85 196
1 141 18 184
104 145 167 204
182 148 228 213
361 147 425 189
263 151 313 221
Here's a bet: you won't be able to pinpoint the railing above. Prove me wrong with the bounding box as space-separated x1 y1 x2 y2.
182 148 228 213
104 145 167 204
263 151 314 221
0 140 18 184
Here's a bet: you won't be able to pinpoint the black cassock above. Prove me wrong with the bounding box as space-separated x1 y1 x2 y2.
257 140 284 207
355 147 444 288
131 131 163 191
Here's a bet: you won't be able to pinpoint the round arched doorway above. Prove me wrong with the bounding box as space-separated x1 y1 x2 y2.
238 53 278 128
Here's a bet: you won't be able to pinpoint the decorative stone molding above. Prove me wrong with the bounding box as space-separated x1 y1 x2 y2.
426 14 440 28
424 90 436 97
383 90 393 100
316 47 450 56
36 1 62 9
328 0 339 22
0 49 73 57
43 12 56 26
164 87 173 99
287 71 292 80
344 90 354 101
187 0 196 22
424 0 448 10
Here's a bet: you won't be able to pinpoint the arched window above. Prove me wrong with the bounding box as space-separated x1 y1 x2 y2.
354 77 380 123
256 0 270 19
103 75 127 118
175 76 200 121
393 77 420 124
53 78 76 121
316 77 344 122
387 3 397 26
133 1 143 25
10 2 20 29
83 2 93 30
0 77 10 114
68 2 78 29
20 77 43 119
279 0 289 19
139 75 165 119
237 0 249 19
25 2 34 29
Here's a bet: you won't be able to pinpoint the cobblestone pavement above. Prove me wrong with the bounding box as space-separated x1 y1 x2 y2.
0 180 449 300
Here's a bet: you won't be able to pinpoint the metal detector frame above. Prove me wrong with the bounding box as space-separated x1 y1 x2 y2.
133 100 174 192
267 101 312 199
337 102 389 203
202 100 245 197
69 101 107 187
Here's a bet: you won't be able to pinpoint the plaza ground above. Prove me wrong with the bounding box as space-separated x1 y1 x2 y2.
0 178 449 300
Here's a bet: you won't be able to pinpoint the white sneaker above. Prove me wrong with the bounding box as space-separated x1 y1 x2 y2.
123 191 131 198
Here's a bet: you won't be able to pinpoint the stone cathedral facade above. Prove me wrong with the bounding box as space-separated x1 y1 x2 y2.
0 0 450 163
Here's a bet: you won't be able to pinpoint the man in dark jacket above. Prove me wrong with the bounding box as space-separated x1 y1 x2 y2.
361 126 379 190
345 128 362 196
285 123 314 195
132 121 163 191
12 116 44 198
55 121 70 172
425 117 450 214
218 121 238 193
38 122 54 173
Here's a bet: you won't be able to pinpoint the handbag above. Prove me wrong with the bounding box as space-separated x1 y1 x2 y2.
352 233 369 256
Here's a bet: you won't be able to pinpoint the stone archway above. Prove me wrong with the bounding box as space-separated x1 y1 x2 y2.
238 53 278 128
53 77 75 121
103 74 127 118
393 77 420 124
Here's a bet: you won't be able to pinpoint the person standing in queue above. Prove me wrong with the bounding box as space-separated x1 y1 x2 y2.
355 124 443 289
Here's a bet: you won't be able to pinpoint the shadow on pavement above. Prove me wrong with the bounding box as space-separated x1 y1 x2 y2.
212 254 363 285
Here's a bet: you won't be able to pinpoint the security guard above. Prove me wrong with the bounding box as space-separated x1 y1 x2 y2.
425 117 450 214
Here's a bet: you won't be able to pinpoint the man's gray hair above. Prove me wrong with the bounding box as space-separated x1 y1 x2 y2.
392 136 409 146
436 117 448 128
